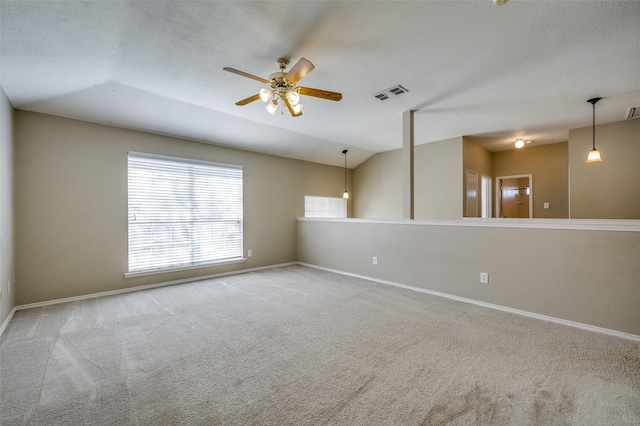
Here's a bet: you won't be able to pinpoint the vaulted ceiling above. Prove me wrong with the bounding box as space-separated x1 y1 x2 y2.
1 1 639 167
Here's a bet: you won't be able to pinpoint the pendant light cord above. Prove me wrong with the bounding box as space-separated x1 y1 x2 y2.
342 149 348 192
592 101 596 150
588 97 601 150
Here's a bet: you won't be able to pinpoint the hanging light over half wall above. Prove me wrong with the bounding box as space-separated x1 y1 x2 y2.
586 97 603 163
342 149 349 200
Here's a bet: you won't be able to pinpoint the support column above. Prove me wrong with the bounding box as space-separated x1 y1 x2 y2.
403 110 415 219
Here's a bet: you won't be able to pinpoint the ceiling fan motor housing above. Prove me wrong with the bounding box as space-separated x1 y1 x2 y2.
269 71 297 100
269 71 288 87
276 58 289 70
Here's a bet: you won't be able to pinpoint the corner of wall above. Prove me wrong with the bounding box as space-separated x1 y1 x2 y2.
0 85 16 328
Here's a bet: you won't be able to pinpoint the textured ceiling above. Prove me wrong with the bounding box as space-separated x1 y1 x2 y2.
1 1 639 167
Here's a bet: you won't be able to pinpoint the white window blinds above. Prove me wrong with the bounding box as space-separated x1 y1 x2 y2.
128 152 243 274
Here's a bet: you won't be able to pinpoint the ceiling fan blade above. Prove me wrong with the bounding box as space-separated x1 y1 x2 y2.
223 67 269 84
299 87 342 102
285 58 315 84
235 94 260 106
284 97 303 117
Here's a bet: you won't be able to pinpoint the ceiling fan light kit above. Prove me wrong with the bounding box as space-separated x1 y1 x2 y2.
265 100 278 115
286 90 300 105
224 57 342 117
291 102 303 115
259 88 274 103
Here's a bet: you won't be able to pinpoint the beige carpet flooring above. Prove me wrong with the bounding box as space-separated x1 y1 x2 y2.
1 265 639 425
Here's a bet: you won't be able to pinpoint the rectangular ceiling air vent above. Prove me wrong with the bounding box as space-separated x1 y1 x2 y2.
626 107 640 120
374 85 409 101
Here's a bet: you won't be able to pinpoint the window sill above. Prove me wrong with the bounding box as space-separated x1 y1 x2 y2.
124 258 246 279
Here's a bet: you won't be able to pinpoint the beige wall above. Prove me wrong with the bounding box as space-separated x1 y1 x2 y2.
492 142 569 218
297 219 640 336
462 138 492 217
569 119 640 219
14 111 347 305
414 137 462 220
0 87 15 327
353 137 462 220
352 149 402 219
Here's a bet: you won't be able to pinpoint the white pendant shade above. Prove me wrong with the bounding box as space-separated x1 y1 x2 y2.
586 148 603 163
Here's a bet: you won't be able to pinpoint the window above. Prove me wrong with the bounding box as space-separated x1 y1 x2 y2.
304 196 347 218
127 152 243 275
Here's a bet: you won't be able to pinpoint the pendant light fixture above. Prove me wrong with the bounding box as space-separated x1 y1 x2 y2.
342 149 349 200
586 97 603 163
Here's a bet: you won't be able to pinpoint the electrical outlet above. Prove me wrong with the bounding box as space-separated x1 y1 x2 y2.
480 272 489 284
247 250 252 258
544 202 549 209
373 256 378 265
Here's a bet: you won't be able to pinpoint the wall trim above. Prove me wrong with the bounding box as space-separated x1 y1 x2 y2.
8 262 296 317
5 260 638 344
0 307 18 337
297 262 640 343
297 217 640 232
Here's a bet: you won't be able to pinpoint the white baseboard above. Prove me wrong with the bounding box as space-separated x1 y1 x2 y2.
0 307 18 337
297 262 640 343
5 261 638 344
10 262 297 314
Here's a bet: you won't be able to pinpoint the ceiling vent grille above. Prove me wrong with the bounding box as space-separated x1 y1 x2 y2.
626 107 640 120
374 85 409 101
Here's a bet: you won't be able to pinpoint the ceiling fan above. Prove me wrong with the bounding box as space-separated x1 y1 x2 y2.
223 57 342 117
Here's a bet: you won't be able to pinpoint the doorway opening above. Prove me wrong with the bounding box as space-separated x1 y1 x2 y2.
496 174 533 218
481 175 492 218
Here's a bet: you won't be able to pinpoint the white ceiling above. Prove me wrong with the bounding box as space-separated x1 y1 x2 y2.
1 1 639 168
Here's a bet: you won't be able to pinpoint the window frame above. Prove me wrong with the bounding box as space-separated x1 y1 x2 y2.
126 151 244 277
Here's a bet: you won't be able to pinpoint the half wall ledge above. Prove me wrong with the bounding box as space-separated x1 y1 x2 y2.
297 217 640 232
